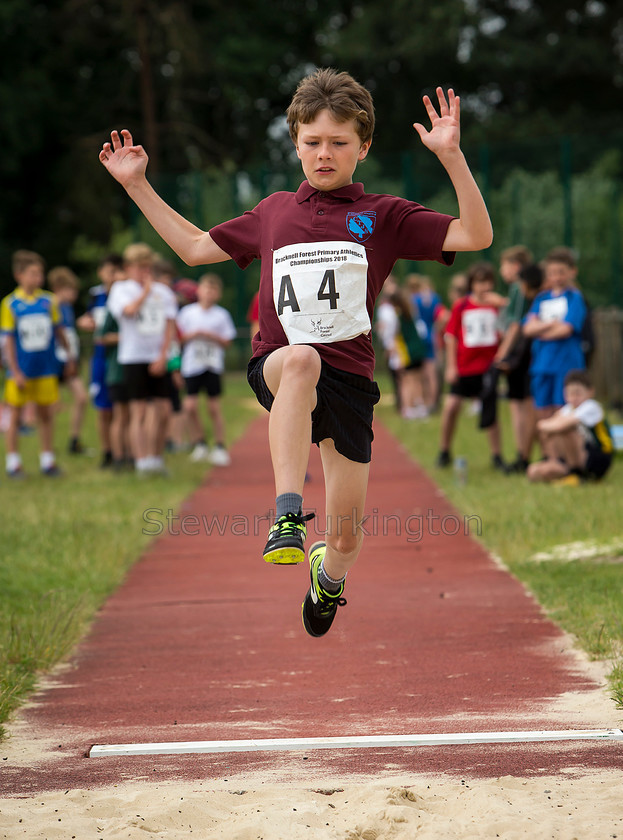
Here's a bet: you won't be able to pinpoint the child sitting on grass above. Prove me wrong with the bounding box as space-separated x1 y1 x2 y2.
527 369 614 486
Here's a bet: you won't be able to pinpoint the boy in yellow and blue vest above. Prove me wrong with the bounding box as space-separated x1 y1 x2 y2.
1 250 72 477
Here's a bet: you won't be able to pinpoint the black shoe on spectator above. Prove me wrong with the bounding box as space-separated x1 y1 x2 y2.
436 451 451 468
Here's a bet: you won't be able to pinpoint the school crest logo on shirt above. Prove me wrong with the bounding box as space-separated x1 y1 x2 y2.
346 211 376 243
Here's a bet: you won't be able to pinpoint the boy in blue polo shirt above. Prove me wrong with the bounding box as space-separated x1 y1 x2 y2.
523 247 586 443
1 250 71 477
77 253 125 468
99 69 493 636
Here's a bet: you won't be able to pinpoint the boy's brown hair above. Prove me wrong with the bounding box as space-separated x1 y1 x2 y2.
517 263 543 293
466 261 496 292
449 272 468 297
286 68 375 145
544 246 577 269
123 242 155 266
388 287 414 320
198 272 223 292
564 369 593 390
152 259 177 282
500 245 533 267
48 266 80 292
12 249 44 277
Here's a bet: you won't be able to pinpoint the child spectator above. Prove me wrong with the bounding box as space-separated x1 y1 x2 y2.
527 369 613 485
77 254 125 468
246 289 260 342
388 286 427 418
173 278 199 308
373 275 401 412
177 273 237 465
435 272 467 335
106 243 178 475
437 262 506 471
407 273 444 413
523 247 586 450
152 258 187 454
497 262 544 470
495 245 534 471
48 266 88 455
100 71 492 637
99 308 132 470
1 250 70 477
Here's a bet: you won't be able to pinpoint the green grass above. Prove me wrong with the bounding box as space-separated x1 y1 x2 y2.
0 372 259 736
376 373 623 709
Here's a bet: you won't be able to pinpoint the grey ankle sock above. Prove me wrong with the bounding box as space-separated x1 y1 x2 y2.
318 561 345 593
276 493 303 519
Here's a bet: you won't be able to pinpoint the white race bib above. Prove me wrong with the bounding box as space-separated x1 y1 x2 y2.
192 340 220 370
415 318 429 340
56 327 80 362
92 305 107 329
272 241 370 344
137 298 166 336
18 313 53 352
539 296 568 323
462 308 497 348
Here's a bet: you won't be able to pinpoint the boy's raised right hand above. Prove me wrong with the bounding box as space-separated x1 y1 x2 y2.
99 130 148 188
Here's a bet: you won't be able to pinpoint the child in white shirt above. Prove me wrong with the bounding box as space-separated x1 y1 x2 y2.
106 243 178 474
176 273 236 465
527 369 614 485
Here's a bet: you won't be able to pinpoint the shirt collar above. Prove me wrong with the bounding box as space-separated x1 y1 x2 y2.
15 288 42 301
295 181 365 204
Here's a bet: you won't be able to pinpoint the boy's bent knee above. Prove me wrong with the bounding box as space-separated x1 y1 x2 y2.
280 345 322 380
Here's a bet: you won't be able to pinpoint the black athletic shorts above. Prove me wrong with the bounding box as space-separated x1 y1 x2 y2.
123 363 170 401
107 382 130 404
505 342 532 401
247 354 380 464
584 445 613 479
184 369 222 398
168 373 182 412
450 373 484 399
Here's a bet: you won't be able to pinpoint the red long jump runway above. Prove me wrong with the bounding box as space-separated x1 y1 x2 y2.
3 416 621 794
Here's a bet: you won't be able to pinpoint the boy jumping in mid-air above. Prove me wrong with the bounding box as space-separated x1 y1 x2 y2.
99 68 492 636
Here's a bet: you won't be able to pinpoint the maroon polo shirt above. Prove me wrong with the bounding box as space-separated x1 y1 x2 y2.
210 180 455 379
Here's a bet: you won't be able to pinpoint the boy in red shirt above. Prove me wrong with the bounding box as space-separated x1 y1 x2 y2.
437 262 506 471
99 69 492 637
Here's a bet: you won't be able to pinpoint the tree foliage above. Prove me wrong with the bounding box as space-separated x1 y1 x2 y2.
1 0 621 295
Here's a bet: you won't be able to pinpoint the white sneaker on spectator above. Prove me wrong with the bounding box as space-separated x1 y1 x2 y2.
209 445 231 466
190 443 210 462
148 456 169 476
402 405 429 420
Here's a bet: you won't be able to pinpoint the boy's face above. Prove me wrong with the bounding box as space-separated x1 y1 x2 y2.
56 286 78 303
198 282 220 307
128 261 153 284
564 381 592 409
499 259 520 284
544 260 576 291
448 278 467 302
470 278 494 299
295 109 370 192
16 263 44 294
98 262 118 290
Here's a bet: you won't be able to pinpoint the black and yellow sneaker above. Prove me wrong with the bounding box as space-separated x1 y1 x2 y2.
262 511 315 565
302 542 347 637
